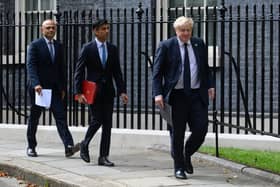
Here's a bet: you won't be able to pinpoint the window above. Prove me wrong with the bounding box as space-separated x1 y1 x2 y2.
156 0 220 67
11 0 56 64
25 0 56 43
168 0 216 45
26 0 56 11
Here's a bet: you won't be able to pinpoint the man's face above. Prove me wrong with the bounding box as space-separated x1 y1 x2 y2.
94 24 110 42
41 20 56 40
175 23 192 43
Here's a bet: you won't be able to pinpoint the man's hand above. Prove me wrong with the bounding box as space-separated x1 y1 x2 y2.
34 85 42 95
62 90 65 100
155 95 164 109
208 88 215 100
76 94 87 104
120 93 128 104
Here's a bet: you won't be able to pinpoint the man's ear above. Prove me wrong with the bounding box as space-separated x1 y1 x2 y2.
93 28 97 35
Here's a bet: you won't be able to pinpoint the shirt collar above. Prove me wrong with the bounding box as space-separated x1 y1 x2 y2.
95 38 106 48
177 37 191 47
43 36 53 44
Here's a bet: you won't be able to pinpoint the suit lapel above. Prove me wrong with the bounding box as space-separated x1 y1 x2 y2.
172 37 181 66
92 41 103 69
40 38 53 63
53 40 58 63
190 38 201 70
106 43 112 68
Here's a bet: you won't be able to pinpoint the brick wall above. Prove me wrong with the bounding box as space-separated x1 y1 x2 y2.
0 0 14 13
214 0 280 112
59 0 151 11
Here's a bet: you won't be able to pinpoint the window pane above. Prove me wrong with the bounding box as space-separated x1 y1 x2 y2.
170 0 184 7
41 0 55 10
207 0 216 6
169 0 216 7
186 0 203 7
26 0 38 11
167 0 217 45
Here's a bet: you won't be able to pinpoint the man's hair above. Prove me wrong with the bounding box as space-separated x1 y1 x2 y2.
173 16 193 29
92 19 108 30
41 19 56 27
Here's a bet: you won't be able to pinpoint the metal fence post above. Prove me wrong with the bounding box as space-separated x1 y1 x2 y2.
216 0 227 157
55 2 62 40
136 2 144 129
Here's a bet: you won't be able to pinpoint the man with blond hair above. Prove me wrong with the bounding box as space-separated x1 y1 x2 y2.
152 16 215 179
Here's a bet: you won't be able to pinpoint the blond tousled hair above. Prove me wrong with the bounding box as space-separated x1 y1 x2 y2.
173 16 193 29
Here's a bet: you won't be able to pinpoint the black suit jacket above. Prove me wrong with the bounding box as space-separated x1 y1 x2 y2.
26 37 66 92
152 36 213 105
74 40 126 102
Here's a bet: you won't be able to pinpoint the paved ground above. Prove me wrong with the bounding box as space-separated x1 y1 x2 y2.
0 125 279 187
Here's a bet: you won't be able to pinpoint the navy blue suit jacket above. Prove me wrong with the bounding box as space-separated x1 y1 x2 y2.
152 36 213 105
26 38 66 92
74 40 126 101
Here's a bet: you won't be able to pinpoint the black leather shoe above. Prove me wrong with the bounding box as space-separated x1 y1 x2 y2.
65 143 81 157
98 156 115 167
174 168 187 179
27 148 38 157
80 142 90 163
184 156 194 174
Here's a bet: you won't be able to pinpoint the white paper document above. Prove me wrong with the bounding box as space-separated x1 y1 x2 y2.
35 89 52 108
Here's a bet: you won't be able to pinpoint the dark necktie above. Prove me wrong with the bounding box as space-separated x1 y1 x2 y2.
48 41 55 63
183 43 191 95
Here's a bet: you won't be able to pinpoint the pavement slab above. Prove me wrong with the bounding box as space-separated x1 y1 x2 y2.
0 125 279 187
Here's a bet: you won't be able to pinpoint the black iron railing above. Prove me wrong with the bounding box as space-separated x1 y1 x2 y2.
1 3 280 141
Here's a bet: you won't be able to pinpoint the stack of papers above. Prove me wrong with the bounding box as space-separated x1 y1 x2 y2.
35 89 52 108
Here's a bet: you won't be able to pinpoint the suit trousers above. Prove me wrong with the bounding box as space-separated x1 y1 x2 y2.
83 102 114 157
27 89 74 149
169 89 208 170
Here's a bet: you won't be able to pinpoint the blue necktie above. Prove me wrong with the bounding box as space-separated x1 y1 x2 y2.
101 43 106 68
48 41 55 63
183 43 191 95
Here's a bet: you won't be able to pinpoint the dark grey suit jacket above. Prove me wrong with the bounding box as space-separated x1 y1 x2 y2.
152 36 213 105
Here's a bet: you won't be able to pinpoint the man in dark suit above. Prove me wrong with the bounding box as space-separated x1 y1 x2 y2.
74 19 128 166
26 19 80 157
152 16 215 179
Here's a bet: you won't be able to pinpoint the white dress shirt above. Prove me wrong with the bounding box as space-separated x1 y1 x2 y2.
43 36 55 60
174 38 200 89
95 38 108 63
155 37 200 100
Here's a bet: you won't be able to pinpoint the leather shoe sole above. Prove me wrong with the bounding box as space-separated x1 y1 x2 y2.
98 162 114 167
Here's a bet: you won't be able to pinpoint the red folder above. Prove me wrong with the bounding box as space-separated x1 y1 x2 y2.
74 80 97 104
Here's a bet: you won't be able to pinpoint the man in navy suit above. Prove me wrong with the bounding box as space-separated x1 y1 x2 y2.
74 19 128 166
26 19 80 157
152 16 215 179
